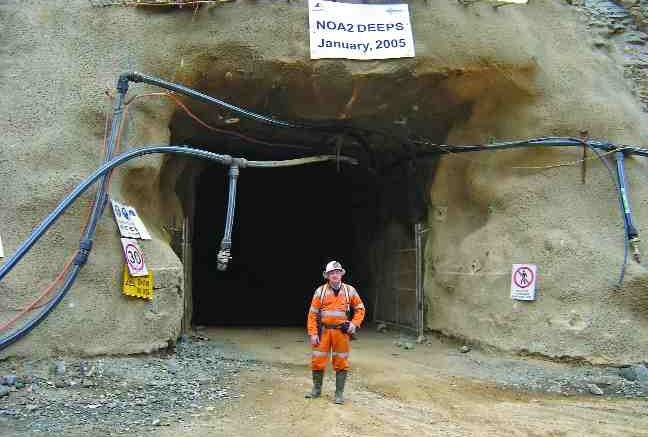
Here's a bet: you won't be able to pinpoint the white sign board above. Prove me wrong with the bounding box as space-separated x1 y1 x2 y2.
120 238 148 277
308 0 415 60
510 264 537 301
111 200 151 240
0 235 4 258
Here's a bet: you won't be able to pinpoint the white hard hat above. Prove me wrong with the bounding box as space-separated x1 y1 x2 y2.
323 260 346 278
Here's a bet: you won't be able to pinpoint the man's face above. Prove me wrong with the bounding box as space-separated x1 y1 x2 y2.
327 270 343 284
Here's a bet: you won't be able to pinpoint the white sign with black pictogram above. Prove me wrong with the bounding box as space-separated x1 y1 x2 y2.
120 238 148 277
111 199 151 240
510 264 537 301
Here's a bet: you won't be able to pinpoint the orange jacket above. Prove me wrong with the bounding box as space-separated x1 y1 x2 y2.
307 283 366 336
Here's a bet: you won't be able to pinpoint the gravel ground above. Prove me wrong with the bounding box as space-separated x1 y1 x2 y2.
0 328 647 436
571 0 648 109
362 331 648 398
434 342 648 397
0 335 262 436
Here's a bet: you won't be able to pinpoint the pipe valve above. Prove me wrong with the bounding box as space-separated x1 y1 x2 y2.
217 247 232 271
630 236 641 264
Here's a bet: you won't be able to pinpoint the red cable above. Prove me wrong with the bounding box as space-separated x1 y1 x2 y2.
0 103 113 332
125 92 311 151
0 253 77 331
2 89 309 332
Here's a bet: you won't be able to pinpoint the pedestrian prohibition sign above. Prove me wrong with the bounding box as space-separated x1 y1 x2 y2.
510 264 537 301
120 238 148 277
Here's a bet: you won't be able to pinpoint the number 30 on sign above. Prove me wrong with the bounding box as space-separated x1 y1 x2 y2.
120 238 148 277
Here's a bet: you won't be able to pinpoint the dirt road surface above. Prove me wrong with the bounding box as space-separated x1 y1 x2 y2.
2 327 647 436
158 327 648 437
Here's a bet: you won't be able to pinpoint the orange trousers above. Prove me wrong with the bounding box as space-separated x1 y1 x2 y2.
311 326 350 372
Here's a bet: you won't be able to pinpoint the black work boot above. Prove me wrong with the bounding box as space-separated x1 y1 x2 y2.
334 371 347 404
305 370 323 399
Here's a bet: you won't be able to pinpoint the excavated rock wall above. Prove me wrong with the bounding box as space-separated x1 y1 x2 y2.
0 0 647 363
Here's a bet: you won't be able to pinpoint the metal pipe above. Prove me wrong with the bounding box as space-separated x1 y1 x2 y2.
4 70 647 349
416 137 648 158
81 75 129 240
587 147 630 284
119 74 648 161
0 76 133 351
415 223 424 342
217 164 239 271
615 152 641 263
127 72 299 130
247 155 357 168
0 146 357 350
127 73 648 158
0 265 82 350
0 146 356 282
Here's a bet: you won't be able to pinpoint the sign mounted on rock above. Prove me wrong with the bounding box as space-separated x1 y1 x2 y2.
110 199 151 240
120 238 148 277
308 0 415 60
510 264 537 301
122 265 154 300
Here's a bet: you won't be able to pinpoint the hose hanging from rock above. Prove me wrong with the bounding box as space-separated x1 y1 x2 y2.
614 152 641 264
0 146 358 350
2 71 647 352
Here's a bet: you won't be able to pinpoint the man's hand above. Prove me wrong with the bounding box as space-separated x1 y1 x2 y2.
309 334 320 346
346 322 357 335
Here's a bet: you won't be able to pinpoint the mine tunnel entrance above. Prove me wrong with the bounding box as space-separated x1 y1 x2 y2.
165 92 434 330
190 150 380 327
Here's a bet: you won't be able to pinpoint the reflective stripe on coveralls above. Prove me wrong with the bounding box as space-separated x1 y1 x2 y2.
311 351 349 358
321 310 347 317
311 327 351 371
307 283 366 334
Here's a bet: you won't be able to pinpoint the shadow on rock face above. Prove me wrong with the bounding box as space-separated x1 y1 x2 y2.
612 263 648 318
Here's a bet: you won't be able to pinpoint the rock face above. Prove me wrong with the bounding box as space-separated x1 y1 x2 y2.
424 1 648 363
0 1 647 362
620 0 648 33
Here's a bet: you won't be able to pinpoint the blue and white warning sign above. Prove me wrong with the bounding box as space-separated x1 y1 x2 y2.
510 264 537 301
120 238 148 277
308 0 415 60
111 199 151 240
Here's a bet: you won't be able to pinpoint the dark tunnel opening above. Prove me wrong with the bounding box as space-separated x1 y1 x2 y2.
191 153 380 326
166 95 437 329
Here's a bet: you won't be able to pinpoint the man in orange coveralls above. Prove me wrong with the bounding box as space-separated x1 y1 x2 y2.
305 261 366 404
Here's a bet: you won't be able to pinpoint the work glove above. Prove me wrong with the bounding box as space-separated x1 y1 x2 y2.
346 322 357 335
309 334 320 346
